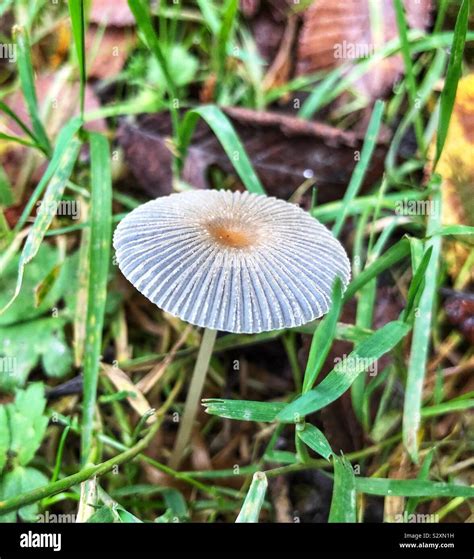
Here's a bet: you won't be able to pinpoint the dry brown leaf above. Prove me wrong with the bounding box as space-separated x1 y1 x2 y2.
296 0 433 100
136 324 192 395
89 0 135 27
85 26 135 80
117 107 388 203
102 363 155 424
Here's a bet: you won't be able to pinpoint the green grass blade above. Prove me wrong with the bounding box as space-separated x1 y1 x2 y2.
329 456 356 522
296 423 333 461
298 32 466 118
403 179 442 463
0 100 39 145
351 188 394 426
127 0 179 144
0 164 13 206
332 100 384 237
202 399 285 422
13 117 83 234
434 0 469 170
298 70 342 119
312 190 430 223
386 49 447 177
235 472 267 523
431 225 474 237
356 477 474 498
276 320 410 422
179 105 265 194
421 398 474 418
343 238 411 302
128 0 177 100
196 0 220 33
302 278 343 393
296 322 373 343
216 0 238 84
0 138 80 315
13 26 51 154
405 448 434 516
352 279 377 426
393 0 425 152
68 0 87 119
402 246 433 323
0 132 40 149
51 425 71 484
81 133 112 465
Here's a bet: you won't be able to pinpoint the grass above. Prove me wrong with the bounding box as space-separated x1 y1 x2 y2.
332 100 385 237
235 471 267 523
393 0 426 153
13 25 51 154
0 0 473 528
0 136 80 313
434 0 470 170
179 105 266 193
80 133 112 465
403 178 443 463
329 456 356 522
67 0 86 121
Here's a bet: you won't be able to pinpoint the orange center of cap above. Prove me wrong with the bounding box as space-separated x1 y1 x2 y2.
206 222 255 248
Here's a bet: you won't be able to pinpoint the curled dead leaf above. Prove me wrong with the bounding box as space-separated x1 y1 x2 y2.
117 106 388 202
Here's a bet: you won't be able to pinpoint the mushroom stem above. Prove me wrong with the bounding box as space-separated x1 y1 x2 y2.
169 327 218 469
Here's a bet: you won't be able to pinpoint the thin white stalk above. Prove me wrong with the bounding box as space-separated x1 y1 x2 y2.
169 327 217 469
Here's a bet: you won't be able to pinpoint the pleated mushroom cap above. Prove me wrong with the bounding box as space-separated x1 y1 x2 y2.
113 190 351 334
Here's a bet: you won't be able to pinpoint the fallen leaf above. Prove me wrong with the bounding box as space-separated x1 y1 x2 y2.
430 74 474 277
117 106 388 202
89 0 135 27
296 0 434 100
85 26 135 80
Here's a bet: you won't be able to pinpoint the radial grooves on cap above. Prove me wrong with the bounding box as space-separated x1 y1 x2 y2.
113 190 351 334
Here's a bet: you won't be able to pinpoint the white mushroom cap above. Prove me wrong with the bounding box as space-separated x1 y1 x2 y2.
113 190 351 334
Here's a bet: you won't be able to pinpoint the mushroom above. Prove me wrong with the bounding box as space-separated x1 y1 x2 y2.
113 189 351 467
